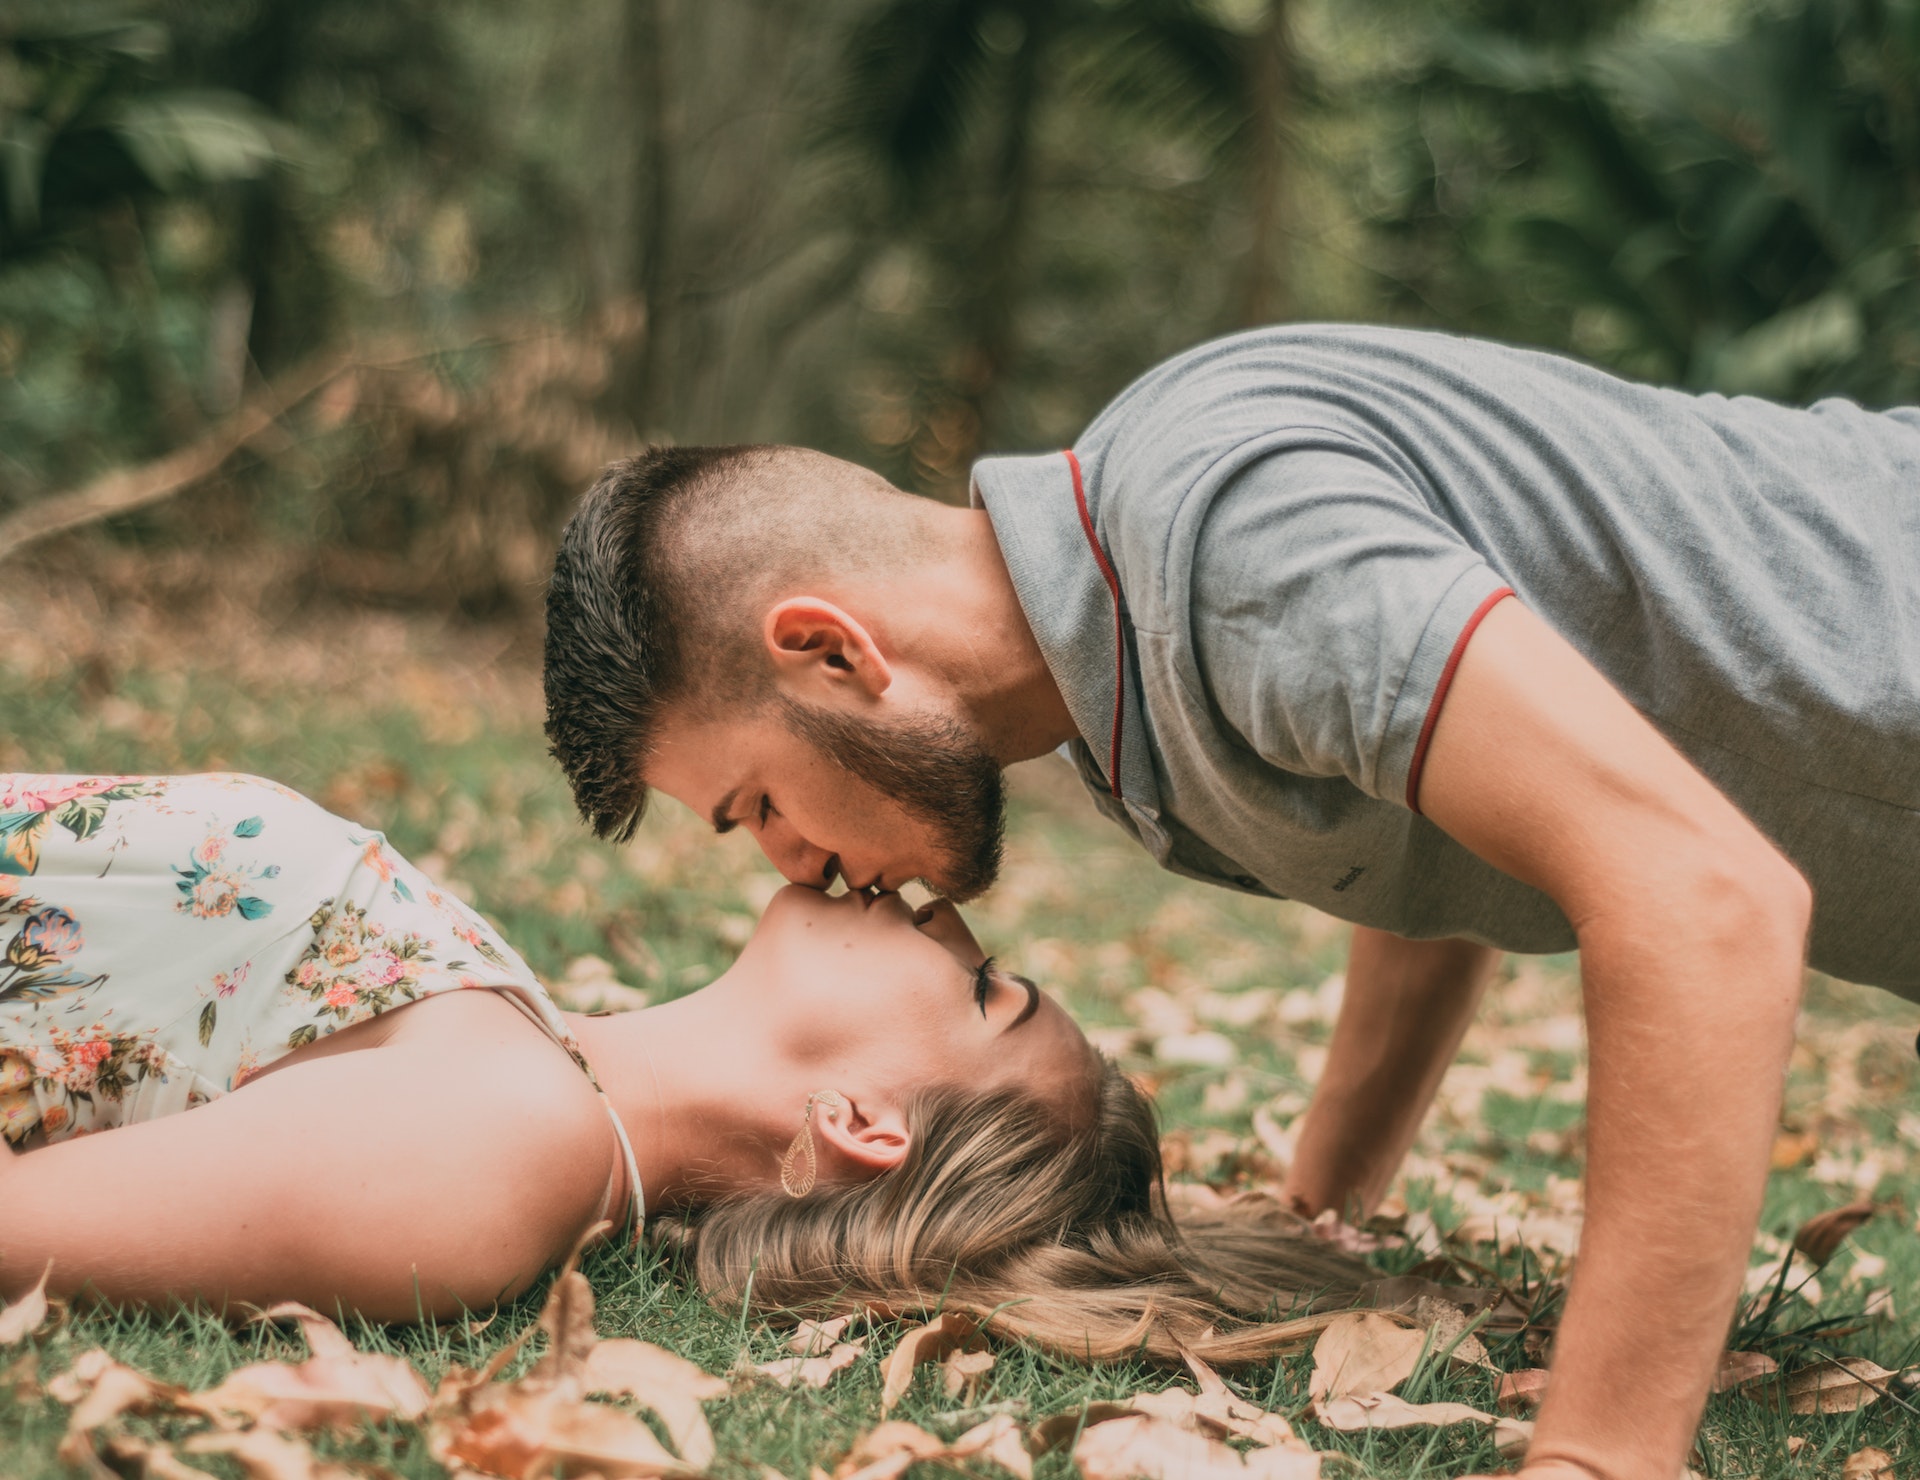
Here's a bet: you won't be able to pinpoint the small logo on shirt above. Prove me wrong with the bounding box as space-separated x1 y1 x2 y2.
1331 864 1367 893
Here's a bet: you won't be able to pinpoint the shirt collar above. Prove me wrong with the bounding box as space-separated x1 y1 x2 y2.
970 450 1163 815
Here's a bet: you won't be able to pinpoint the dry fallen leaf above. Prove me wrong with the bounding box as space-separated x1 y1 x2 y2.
1495 1417 1535 1459
581 1339 728 1470
1312 1392 1498 1433
187 1303 430 1432
52 1350 185 1474
1841 1449 1895 1480
833 1421 948 1480
1072 1413 1320 1480
941 1348 995 1401
1307 1311 1427 1404
788 1316 855 1356
1793 1200 1880 1267
1782 1357 1896 1414
950 1414 1033 1480
99 1435 224 1480
879 1312 980 1414
530 1268 600 1385
185 1427 366 1480
433 1381 698 1479
426 1231 701 1479
1028 1402 1141 1454
0 1262 52 1347
1408 1295 1494 1370
1711 1350 1778 1393
752 1341 866 1390
1162 1349 1306 1450
1496 1368 1550 1412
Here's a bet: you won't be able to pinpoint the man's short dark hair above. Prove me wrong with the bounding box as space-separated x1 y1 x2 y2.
543 444 767 843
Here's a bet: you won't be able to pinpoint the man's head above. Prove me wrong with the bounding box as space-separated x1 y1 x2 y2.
543 445 1009 898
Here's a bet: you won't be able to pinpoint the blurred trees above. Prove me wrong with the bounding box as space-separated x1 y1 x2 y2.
1362 0 1920 404
5 0 1920 611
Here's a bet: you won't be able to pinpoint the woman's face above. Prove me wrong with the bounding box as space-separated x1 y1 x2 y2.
727 885 1094 1112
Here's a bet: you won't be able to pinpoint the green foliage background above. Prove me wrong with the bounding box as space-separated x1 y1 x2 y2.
8 0 1919 597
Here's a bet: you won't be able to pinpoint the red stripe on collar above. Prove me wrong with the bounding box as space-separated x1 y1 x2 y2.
1065 449 1126 800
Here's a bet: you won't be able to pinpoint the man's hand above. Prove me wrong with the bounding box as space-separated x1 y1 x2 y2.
1284 926 1501 1219
1417 598 1809 1480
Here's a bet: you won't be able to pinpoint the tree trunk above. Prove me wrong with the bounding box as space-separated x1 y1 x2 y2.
949 8 1048 481
1235 0 1293 327
618 0 677 434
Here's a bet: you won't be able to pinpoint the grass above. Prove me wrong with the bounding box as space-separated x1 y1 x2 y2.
2 562 1917 1478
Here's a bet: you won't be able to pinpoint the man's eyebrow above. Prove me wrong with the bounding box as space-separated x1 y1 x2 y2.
710 787 741 835
1004 972 1040 1032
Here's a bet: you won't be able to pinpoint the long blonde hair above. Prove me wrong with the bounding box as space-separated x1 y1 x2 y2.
677 1057 1371 1366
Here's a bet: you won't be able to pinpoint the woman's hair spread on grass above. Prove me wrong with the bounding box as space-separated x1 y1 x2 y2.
673 1056 1371 1366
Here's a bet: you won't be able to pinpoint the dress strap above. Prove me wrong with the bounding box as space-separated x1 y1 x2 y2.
490 987 646 1234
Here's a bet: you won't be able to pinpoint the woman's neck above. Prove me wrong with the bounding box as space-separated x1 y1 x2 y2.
565 976 793 1212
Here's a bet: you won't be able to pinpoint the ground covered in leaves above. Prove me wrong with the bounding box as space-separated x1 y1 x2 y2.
3 560 1917 1478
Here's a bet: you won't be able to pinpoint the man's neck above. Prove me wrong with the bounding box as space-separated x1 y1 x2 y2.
871 505 1080 764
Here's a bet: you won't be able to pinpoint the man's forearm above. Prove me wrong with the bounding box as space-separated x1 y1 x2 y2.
1527 877 1806 1479
1285 926 1501 1218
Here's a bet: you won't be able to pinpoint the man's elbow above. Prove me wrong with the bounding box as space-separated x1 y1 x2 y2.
1686 832 1812 974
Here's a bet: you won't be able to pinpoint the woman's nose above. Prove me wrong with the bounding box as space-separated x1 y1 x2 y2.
758 819 840 888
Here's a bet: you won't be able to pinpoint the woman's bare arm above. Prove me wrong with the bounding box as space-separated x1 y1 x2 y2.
0 992 616 1320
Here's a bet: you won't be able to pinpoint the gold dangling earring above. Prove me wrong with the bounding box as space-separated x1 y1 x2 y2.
779 1090 845 1198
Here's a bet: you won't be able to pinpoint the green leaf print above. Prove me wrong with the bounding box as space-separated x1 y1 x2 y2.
236 895 273 920
0 814 44 876
288 1023 318 1050
199 999 217 1047
54 796 111 843
233 816 264 838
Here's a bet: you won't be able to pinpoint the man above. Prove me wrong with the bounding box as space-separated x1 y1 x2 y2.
542 324 1920 1479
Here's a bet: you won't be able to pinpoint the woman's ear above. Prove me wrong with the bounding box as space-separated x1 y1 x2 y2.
811 1094 910 1177
763 598 892 702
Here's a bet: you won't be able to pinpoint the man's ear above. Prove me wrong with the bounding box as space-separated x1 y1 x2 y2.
764 598 892 702
811 1093 910 1177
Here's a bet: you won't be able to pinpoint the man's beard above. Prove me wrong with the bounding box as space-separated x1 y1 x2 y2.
776 697 1006 902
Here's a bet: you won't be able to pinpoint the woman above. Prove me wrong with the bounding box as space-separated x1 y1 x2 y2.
0 773 1365 1360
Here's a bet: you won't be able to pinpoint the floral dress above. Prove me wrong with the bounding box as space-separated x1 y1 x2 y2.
0 773 643 1224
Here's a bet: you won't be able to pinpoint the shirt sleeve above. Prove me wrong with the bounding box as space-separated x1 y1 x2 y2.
1188 442 1512 807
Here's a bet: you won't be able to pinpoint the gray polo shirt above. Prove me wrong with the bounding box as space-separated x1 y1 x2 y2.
971 325 1920 1001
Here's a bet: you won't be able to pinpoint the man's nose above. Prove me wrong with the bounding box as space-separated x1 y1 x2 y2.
758 820 841 889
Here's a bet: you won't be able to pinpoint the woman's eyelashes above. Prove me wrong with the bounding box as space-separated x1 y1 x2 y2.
972 956 996 1016
758 795 773 826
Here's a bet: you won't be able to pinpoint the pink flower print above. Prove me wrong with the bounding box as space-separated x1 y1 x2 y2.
187 873 241 918
323 936 361 967
324 981 358 1009
0 776 123 814
362 840 395 882
7 905 82 968
211 962 250 998
62 1037 110 1090
192 834 228 868
296 960 321 987
360 949 405 988
454 923 484 951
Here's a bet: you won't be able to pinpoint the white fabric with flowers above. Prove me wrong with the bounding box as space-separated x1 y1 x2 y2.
0 773 641 1222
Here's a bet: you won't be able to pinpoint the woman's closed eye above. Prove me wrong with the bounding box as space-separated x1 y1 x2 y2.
972 957 995 1016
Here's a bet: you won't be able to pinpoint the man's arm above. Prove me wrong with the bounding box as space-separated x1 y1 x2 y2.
1284 927 1501 1220
1417 599 1809 1480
